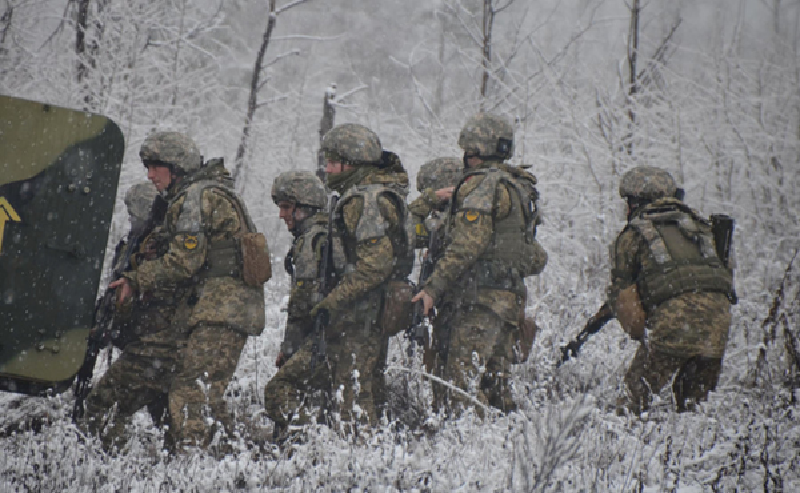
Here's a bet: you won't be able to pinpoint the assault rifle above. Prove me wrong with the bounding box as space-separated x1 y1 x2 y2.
558 302 615 366
407 224 442 358
311 194 339 369
72 195 168 422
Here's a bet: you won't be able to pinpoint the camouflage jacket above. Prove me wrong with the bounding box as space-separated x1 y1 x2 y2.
321 168 412 312
282 212 343 356
124 161 265 335
608 198 732 355
423 161 547 324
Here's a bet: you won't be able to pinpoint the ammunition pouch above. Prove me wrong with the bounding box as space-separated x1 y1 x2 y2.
200 234 272 287
473 260 527 298
380 279 415 337
238 231 272 286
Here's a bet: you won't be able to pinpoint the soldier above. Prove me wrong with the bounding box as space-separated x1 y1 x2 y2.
108 132 267 452
412 113 547 416
83 181 176 452
270 171 330 368
408 157 462 249
609 166 735 415
303 123 414 434
262 171 338 441
408 158 462 387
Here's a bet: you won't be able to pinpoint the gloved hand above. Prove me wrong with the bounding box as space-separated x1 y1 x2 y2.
309 298 334 320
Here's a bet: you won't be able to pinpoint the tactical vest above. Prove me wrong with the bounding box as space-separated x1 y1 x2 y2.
451 167 541 297
628 203 735 308
292 213 346 283
334 183 414 282
173 179 256 280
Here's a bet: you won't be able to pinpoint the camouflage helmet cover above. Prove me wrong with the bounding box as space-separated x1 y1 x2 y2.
458 112 514 159
271 171 327 209
320 123 382 164
619 166 677 201
123 181 158 222
139 131 202 174
416 157 463 192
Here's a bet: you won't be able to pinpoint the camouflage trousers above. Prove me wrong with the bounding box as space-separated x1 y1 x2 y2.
84 322 247 452
264 313 387 439
169 323 248 450
623 344 723 414
83 340 179 452
433 303 517 416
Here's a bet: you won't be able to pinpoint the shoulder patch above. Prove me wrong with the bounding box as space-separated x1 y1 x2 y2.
464 211 481 222
183 235 199 250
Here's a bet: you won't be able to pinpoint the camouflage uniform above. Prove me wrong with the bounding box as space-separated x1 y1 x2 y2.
422 114 547 415
121 132 265 451
408 158 463 389
269 124 413 436
263 172 339 437
84 182 178 451
608 166 734 414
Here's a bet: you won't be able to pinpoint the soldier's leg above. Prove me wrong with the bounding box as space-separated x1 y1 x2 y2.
83 349 173 451
481 317 518 414
623 347 684 414
168 323 247 449
326 321 383 430
673 356 723 412
263 339 329 441
443 306 504 416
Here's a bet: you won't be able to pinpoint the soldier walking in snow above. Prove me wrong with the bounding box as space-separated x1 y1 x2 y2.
412 113 547 416
98 132 268 453
608 166 735 415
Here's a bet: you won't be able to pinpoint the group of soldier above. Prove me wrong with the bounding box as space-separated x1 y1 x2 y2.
80 112 735 456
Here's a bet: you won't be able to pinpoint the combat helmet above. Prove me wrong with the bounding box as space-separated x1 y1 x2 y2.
271 171 327 209
139 131 202 175
124 181 159 222
321 123 382 165
619 166 677 202
417 157 462 193
458 112 514 160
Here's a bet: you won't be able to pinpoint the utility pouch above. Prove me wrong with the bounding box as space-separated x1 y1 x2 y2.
238 231 272 287
615 284 646 341
380 280 415 336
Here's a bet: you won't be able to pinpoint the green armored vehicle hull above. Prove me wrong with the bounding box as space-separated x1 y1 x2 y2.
0 95 124 396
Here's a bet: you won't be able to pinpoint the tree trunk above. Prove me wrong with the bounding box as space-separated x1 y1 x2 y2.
479 0 494 109
317 84 336 182
233 0 277 186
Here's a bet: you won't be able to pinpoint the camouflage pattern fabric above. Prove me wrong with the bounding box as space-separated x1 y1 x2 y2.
121 159 264 450
608 208 731 357
623 340 725 414
434 304 517 416
321 123 383 164
458 113 514 159
123 181 158 224
422 160 546 415
271 171 327 209
83 305 177 452
416 157 462 193
608 192 732 414
139 131 202 174
169 322 248 449
281 212 329 358
270 166 410 435
125 162 265 335
619 166 677 201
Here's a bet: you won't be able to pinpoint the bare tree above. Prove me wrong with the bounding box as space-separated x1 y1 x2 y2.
232 0 312 187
